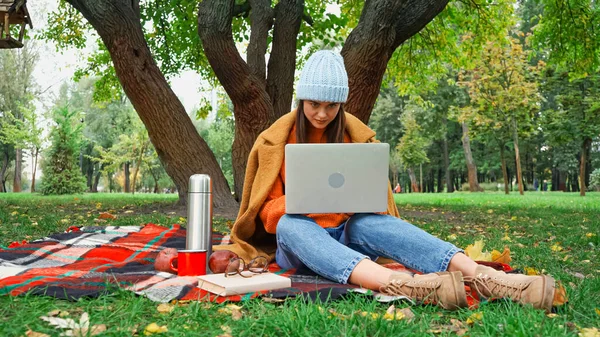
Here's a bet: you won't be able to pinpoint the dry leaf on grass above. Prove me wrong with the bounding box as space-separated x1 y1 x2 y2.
553 282 568 307
466 312 483 325
40 312 106 337
428 319 468 336
579 327 600 337
491 247 512 264
595 308 600 317
218 304 244 321
156 303 175 314
25 329 50 337
144 323 168 335
464 240 492 262
382 305 407 321
97 212 116 220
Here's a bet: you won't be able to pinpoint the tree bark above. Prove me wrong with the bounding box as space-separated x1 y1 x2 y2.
500 144 509 194
132 141 148 195
511 117 524 195
579 137 592 196
408 168 419 193
92 163 102 193
266 0 303 121
13 148 22 192
342 0 448 123
124 162 131 193
461 122 482 192
443 122 453 192
198 0 272 200
30 147 38 193
66 0 237 209
0 148 9 193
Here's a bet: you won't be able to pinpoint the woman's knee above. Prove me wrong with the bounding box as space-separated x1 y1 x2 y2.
276 214 304 240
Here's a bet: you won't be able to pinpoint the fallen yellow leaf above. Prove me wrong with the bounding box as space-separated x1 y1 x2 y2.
595 308 600 317
465 240 492 261
156 303 174 314
383 305 405 321
579 327 600 337
447 234 457 241
586 233 596 238
144 322 168 335
524 267 540 275
551 243 563 252
466 312 483 325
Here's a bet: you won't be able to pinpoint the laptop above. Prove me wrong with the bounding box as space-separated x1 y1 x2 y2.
285 143 390 214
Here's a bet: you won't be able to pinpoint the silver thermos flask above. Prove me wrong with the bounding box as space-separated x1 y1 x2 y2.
186 174 213 272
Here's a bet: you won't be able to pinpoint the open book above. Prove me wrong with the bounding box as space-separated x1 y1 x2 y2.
197 272 291 296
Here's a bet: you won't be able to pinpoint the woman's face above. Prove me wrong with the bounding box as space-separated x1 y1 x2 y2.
303 100 341 129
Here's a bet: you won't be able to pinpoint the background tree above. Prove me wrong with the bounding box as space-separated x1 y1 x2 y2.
542 72 600 196
0 45 38 192
459 37 542 195
40 107 87 195
396 109 430 192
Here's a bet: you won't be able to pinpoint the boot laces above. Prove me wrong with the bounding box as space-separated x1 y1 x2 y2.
464 274 526 300
380 280 440 303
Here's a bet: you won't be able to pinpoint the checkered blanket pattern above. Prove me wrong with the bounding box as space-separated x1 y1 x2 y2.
0 224 496 305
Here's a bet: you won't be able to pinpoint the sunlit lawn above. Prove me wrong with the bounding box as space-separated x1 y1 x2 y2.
0 192 598 336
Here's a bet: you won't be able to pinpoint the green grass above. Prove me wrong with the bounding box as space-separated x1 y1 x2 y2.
1 192 599 336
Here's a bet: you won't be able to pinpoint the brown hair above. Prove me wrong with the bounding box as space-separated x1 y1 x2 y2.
295 100 347 143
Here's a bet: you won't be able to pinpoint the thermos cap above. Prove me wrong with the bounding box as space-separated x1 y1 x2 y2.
189 174 211 193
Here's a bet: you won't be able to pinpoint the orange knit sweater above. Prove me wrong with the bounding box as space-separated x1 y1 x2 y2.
259 123 351 234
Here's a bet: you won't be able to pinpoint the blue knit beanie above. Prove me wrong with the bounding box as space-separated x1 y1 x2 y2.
297 50 349 103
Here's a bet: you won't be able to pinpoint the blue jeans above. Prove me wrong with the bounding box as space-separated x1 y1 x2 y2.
275 213 462 284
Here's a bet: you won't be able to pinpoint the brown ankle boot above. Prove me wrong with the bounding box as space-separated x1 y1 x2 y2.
464 265 555 312
379 271 467 310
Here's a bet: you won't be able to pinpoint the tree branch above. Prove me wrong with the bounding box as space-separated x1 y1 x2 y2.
247 0 274 86
302 12 313 26
233 1 251 17
266 0 304 122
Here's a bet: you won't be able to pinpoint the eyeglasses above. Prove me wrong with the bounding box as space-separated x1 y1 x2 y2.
225 256 269 278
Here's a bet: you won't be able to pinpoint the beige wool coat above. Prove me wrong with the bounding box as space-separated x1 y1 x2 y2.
212 111 401 262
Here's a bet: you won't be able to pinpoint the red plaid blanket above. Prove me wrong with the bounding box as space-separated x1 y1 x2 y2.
0 224 506 306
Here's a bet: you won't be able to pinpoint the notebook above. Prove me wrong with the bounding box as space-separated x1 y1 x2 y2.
197 272 291 296
285 143 390 214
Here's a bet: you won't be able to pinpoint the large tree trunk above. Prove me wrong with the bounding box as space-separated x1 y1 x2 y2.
461 123 482 192
342 0 448 123
444 122 453 192
198 0 273 200
66 0 237 210
266 0 303 121
132 141 148 195
0 148 9 193
124 162 131 193
408 168 419 193
30 147 38 193
579 137 592 196
511 117 524 195
13 148 22 192
92 163 102 193
500 144 509 194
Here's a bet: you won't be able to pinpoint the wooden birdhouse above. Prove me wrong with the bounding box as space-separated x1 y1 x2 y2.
0 0 33 49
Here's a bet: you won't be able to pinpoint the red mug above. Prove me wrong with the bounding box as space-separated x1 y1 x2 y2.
169 250 207 276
